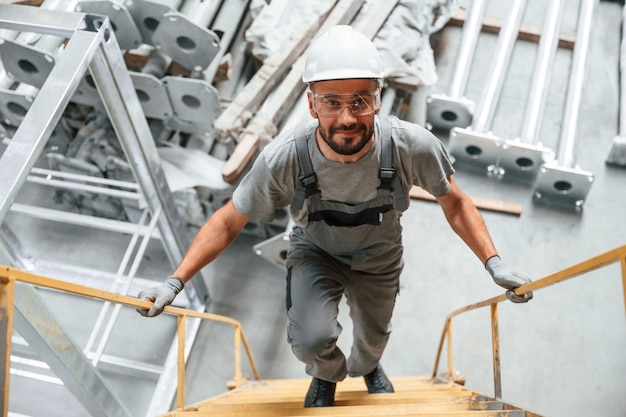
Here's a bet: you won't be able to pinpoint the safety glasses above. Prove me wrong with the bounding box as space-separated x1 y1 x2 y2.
312 92 378 117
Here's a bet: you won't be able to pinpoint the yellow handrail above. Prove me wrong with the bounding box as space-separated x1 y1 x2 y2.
431 244 626 399
0 266 260 411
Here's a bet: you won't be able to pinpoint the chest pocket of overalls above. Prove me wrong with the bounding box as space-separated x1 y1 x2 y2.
304 192 400 253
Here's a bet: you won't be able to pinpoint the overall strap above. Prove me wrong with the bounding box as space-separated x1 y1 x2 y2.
378 116 410 211
378 116 395 192
291 122 319 211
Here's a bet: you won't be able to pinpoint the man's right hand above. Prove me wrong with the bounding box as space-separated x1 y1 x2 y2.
136 276 184 317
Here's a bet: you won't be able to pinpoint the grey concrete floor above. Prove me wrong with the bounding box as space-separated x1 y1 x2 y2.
3 0 626 416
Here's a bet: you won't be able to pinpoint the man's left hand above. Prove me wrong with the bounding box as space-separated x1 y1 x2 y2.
486 256 533 303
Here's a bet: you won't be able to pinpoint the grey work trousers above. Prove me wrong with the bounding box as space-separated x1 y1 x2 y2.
286 247 400 383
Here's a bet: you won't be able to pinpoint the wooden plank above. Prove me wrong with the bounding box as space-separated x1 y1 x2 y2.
409 186 522 216
448 9 575 50
172 408 525 417
195 401 505 416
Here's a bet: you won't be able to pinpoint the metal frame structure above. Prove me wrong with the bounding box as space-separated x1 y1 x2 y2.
0 4 211 415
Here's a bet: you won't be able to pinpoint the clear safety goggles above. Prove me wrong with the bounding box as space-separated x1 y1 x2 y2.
312 92 378 116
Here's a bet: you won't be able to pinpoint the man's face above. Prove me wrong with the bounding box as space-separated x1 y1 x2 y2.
307 79 379 157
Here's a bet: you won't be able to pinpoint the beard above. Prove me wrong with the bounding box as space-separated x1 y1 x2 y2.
318 122 375 155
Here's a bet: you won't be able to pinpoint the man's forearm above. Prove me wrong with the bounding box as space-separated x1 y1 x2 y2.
173 201 250 282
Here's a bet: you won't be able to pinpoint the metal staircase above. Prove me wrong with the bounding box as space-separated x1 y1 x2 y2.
3 244 625 416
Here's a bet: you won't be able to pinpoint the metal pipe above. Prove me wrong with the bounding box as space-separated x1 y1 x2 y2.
426 0 488 130
605 4 626 167
448 0 488 98
519 0 565 144
557 0 597 168
179 0 221 27
618 4 626 137
472 0 527 133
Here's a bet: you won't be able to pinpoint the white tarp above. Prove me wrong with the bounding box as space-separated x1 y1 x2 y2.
244 0 460 86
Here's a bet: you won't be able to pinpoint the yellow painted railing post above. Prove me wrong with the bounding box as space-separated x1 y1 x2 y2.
620 255 626 318
0 270 15 417
234 326 242 387
177 314 186 410
490 303 502 399
446 320 453 381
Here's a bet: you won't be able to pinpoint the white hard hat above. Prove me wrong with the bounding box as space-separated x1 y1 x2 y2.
302 25 383 84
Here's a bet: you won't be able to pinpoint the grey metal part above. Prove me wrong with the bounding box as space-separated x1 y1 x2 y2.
76 0 143 51
606 136 626 167
253 231 290 270
125 0 178 46
71 71 105 109
448 127 502 171
425 0 485 130
129 71 173 119
499 140 555 181
14 282 133 417
162 75 221 123
202 0 249 83
0 87 34 127
151 11 220 71
425 93 474 131
0 38 56 88
533 163 594 207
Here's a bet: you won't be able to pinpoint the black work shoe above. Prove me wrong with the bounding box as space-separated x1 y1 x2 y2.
304 377 336 407
363 364 394 393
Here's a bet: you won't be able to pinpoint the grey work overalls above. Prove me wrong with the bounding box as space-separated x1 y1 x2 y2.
285 116 409 382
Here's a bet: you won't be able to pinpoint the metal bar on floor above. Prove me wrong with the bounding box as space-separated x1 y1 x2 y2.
448 0 528 173
426 0 487 130
605 3 626 167
533 0 597 207
499 0 564 180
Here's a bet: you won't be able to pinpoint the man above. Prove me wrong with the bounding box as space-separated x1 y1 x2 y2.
137 25 533 408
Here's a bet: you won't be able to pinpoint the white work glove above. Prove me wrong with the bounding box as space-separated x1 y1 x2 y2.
136 276 184 317
485 256 533 303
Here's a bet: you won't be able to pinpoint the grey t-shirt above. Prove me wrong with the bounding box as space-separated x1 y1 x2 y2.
232 115 455 226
